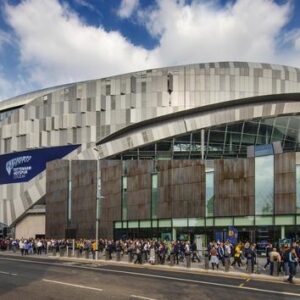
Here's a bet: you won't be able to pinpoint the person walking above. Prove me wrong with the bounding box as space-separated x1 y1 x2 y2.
264 243 273 270
269 247 281 276
191 241 200 263
245 244 256 273
287 247 298 283
210 246 219 270
231 243 242 267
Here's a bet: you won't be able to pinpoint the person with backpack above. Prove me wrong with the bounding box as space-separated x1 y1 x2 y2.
244 243 256 273
287 247 298 283
264 243 273 270
191 241 201 263
217 242 225 266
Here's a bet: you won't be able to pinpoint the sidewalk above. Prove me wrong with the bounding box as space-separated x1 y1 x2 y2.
1 250 299 284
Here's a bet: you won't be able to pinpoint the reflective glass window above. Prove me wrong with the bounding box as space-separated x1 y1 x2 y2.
151 174 158 219
206 172 214 217
67 180 72 222
255 155 274 215
122 176 128 220
297 165 300 214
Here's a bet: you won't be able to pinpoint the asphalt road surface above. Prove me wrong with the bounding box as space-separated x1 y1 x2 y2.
0 255 299 300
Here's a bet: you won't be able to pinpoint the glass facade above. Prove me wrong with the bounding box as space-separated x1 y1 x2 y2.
297 165 300 214
205 171 214 217
121 176 128 220
255 155 274 215
67 180 72 222
112 115 300 160
151 174 158 219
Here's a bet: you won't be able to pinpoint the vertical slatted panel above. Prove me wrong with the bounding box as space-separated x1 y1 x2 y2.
214 158 254 216
127 160 152 220
157 160 205 219
100 160 122 239
274 152 296 214
46 159 69 238
71 160 97 239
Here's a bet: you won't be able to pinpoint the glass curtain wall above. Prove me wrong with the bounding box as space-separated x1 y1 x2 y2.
113 115 300 161
122 176 128 220
297 165 300 214
151 174 158 219
255 155 274 215
205 171 214 217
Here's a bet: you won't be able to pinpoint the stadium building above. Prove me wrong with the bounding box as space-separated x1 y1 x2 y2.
0 62 300 245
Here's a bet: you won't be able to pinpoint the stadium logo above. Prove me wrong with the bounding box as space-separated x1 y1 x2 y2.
6 156 32 176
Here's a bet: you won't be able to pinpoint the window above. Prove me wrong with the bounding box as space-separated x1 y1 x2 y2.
205 171 214 217
151 174 158 219
122 176 128 220
255 155 274 215
67 180 72 222
4 138 11 153
297 165 300 214
106 85 111 95
141 82 146 93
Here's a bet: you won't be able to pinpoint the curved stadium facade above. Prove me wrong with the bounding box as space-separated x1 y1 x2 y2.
0 62 300 243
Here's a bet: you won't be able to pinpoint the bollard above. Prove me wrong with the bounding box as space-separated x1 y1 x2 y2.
105 249 110 260
225 257 230 272
116 251 121 262
128 251 133 263
72 240 75 257
204 255 209 270
247 259 252 273
169 254 174 266
273 261 279 276
68 247 72 257
75 249 80 258
155 252 160 265
141 252 146 264
186 254 191 268
52 248 56 257
59 248 65 257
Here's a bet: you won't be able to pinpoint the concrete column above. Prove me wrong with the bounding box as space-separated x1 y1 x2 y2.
172 227 177 241
201 129 205 160
281 225 285 239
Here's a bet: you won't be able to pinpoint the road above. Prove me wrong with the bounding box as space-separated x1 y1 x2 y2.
0 255 299 300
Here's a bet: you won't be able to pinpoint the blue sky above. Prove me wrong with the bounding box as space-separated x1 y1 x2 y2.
1 0 300 101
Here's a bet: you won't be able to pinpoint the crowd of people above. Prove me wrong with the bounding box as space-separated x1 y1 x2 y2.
207 240 300 283
0 238 299 283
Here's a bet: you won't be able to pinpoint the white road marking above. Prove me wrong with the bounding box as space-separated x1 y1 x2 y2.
0 270 17 276
1 257 300 297
131 295 157 300
42 279 103 292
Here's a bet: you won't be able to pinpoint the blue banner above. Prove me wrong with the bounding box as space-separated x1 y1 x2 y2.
0 144 79 184
228 226 238 245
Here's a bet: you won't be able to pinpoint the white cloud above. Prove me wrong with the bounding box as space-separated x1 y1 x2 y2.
138 0 293 66
2 0 300 101
73 0 102 17
0 70 31 101
4 0 158 90
117 0 139 19
0 29 11 50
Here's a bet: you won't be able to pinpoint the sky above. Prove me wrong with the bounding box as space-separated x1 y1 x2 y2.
0 0 300 101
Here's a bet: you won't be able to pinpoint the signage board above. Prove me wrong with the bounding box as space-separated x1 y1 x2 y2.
0 144 79 184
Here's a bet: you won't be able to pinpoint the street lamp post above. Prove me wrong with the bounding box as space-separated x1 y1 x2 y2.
95 157 102 260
